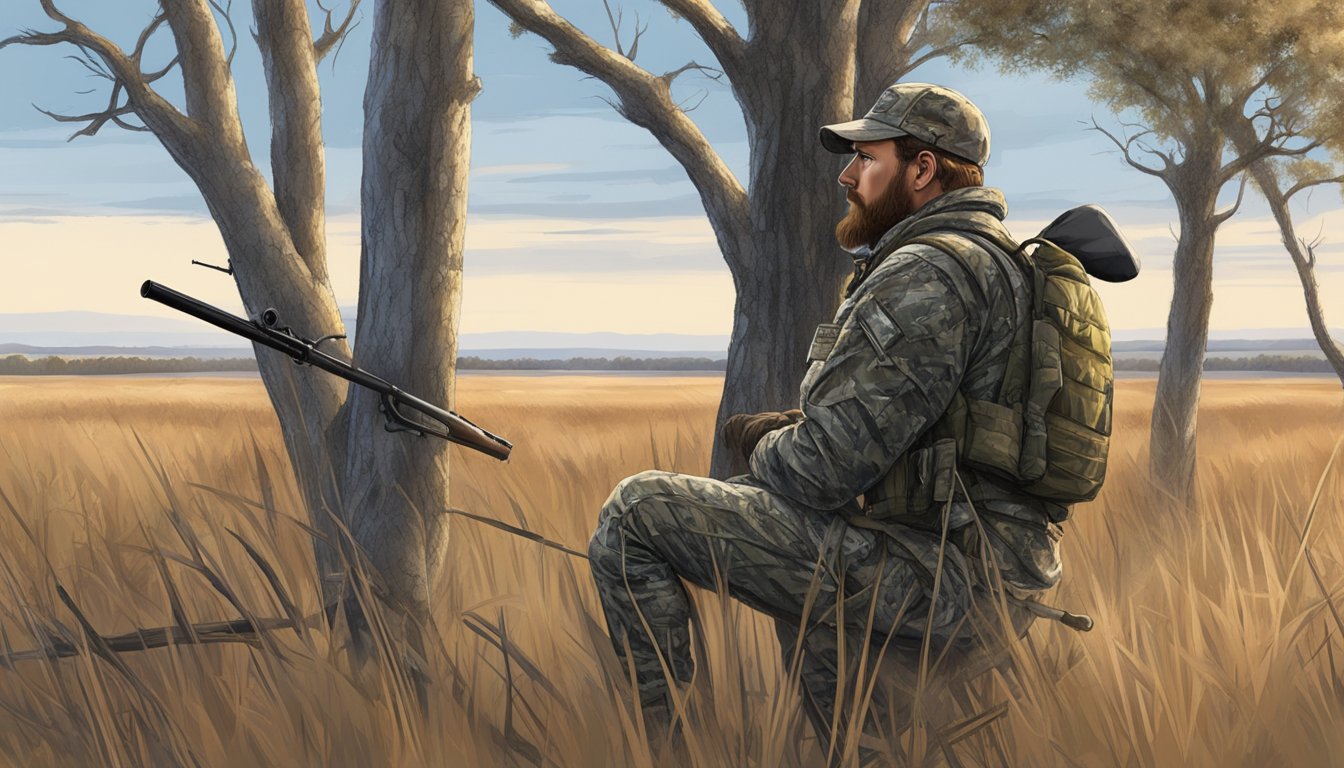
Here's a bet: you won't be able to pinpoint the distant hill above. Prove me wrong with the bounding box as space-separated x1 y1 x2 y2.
0 311 732 352
1112 338 1340 353
0 310 1339 362
463 347 725 360
0 343 253 360
4 339 1335 363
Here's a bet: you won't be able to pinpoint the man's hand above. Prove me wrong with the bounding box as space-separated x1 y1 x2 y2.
721 410 804 463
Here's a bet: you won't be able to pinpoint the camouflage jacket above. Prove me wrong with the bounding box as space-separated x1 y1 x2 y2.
750 187 1062 592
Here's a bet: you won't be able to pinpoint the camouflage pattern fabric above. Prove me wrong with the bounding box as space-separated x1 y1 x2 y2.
589 186 1065 743
588 470 974 718
819 83 992 166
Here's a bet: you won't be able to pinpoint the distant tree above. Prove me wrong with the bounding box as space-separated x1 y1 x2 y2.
487 0 966 476
945 0 1344 504
0 355 258 374
1 0 479 667
1232 156 1344 387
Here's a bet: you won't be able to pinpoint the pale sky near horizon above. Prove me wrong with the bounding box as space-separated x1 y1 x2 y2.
1 0 1341 338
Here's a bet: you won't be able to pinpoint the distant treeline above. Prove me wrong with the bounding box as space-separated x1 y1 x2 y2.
0 355 258 375
1116 355 1337 373
0 354 727 374
2 353 1335 375
457 355 728 371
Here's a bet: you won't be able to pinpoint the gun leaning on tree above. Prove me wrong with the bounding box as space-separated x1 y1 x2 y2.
141 280 513 461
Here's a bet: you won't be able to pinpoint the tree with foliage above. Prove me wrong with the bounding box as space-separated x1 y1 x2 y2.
487 0 965 475
1 0 479 665
944 0 1344 503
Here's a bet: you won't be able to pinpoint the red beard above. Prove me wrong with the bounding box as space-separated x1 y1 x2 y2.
835 176 918 250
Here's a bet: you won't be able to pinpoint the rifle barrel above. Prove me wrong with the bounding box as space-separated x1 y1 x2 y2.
140 280 512 461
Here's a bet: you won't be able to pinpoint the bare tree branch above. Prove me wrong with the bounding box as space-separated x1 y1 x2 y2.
654 0 747 80
1236 59 1285 108
661 60 723 85
1218 136 1322 185
206 0 241 68
313 0 362 62
111 114 152 132
64 48 111 79
143 54 182 84
33 82 138 141
129 7 169 62
1090 117 1170 179
900 40 971 78
488 0 748 239
600 0 645 60
1287 173 1344 201
676 88 711 112
0 4 192 144
0 611 320 665
1212 173 1249 226
159 0 247 144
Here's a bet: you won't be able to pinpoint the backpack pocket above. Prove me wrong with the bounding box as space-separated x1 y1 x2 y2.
1019 320 1063 481
962 398 1021 477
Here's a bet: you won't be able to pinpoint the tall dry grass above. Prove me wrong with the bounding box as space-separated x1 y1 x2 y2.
0 374 1341 766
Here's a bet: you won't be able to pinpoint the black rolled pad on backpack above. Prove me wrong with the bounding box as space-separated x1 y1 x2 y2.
1037 205 1141 283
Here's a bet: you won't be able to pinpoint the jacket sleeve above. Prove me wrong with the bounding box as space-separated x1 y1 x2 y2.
749 248 978 510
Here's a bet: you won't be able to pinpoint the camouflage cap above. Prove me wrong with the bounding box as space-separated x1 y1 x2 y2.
820 83 990 166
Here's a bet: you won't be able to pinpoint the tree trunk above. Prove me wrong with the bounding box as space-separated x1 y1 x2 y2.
709 1 858 477
342 0 477 649
205 171 352 587
1149 147 1223 505
24 0 478 681
156 0 354 593
1246 160 1344 387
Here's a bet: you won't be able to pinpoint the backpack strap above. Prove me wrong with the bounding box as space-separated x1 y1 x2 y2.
861 230 1036 524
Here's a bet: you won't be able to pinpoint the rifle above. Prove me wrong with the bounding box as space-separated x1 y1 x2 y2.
141 280 512 461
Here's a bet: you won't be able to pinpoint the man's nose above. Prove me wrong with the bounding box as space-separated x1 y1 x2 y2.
837 157 858 188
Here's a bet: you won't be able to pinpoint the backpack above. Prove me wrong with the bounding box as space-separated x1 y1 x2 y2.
863 231 1114 524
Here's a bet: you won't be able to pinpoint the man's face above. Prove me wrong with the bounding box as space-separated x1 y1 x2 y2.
834 139 918 250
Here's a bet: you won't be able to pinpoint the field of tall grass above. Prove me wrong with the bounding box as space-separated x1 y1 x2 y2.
0 374 1340 767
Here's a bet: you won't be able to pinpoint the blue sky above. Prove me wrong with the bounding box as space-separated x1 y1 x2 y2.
1 0 1340 341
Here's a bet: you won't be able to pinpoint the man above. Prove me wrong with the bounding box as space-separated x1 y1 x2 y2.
588 83 1065 751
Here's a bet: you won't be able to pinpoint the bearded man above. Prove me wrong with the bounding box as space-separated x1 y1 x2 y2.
588 83 1065 752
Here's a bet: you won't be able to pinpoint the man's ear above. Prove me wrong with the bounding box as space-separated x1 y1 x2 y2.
912 150 939 191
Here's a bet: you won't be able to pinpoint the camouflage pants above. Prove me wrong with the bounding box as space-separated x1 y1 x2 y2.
588 470 979 741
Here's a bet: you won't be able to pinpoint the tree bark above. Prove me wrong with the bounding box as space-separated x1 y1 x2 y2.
1148 144 1223 506
343 0 477 643
253 0 330 285
854 0 929 110
1245 160 1344 387
710 2 860 476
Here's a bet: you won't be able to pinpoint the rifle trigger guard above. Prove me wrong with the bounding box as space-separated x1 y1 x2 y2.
380 393 426 438
313 333 347 348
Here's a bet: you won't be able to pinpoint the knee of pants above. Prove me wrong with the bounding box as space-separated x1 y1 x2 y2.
589 469 669 563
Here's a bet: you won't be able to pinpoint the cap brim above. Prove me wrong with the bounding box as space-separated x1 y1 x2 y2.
818 118 907 154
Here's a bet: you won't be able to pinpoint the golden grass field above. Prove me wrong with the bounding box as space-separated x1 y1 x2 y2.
0 373 1341 767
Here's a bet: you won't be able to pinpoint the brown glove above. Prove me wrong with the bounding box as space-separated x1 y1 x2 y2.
721 409 804 463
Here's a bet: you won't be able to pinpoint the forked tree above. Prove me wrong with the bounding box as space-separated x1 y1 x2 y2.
488 0 966 476
946 0 1344 504
1232 155 1344 388
2 0 479 659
